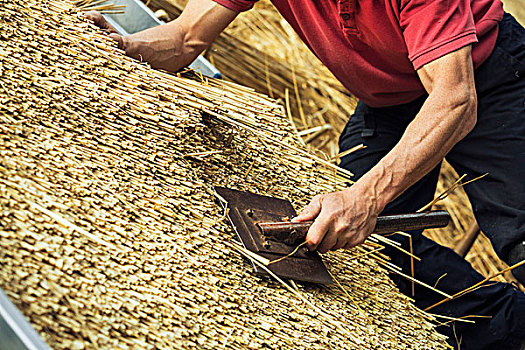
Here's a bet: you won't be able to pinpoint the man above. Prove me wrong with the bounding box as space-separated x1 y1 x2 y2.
88 0 525 348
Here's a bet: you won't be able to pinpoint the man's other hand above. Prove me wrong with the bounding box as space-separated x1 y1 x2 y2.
80 1 238 73
293 185 380 253
83 11 124 49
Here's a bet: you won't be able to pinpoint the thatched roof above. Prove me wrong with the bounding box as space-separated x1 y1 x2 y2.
0 1 449 348
147 0 525 289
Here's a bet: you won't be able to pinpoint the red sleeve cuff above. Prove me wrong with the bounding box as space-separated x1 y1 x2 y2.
212 0 256 12
410 31 478 70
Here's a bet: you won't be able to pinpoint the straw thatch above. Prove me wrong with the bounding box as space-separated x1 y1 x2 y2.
144 0 525 289
503 0 525 26
146 0 357 158
0 0 450 348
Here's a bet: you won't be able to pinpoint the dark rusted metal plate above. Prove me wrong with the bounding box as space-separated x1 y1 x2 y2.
215 186 333 284
258 221 312 246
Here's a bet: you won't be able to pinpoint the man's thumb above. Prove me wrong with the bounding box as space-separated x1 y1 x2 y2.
292 195 322 222
108 33 124 50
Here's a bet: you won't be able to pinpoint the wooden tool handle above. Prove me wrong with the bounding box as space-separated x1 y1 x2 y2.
455 222 480 257
258 210 451 244
373 211 451 234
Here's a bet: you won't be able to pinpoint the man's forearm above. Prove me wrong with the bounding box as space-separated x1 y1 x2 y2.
354 82 477 213
290 46 478 252
117 0 237 72
297 86 477 252
120 22 199 72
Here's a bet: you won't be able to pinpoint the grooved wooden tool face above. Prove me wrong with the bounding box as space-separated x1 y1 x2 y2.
215 186 333 284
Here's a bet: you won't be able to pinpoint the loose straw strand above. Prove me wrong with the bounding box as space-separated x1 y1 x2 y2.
268 241 309 265
425 259 525 311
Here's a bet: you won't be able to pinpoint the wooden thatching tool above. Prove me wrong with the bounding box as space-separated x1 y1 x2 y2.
455 222 481 257
259 212 451 247
215 187 451 284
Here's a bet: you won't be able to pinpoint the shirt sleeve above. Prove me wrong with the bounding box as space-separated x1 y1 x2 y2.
399 0 478 70
212 0 257 12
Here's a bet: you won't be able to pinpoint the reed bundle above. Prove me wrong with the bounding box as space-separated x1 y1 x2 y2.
145 0 357 158
0 0 452 348
74 0 126 14
144 0 525 288
502 0 525 26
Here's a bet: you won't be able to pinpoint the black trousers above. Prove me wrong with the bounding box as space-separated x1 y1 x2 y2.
338 13 525 349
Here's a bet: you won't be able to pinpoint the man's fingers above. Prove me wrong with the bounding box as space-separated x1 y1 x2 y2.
109 33 124 49
331 237 347 251
305 211 331 251
83 11 122 48
84 11 118 33
83 11 105 27
292 195 323 222
318 233 338 253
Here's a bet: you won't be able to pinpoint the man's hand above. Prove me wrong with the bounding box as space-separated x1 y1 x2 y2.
293 183 380 253
296 45 477 254
83 11 124 48
83 0 238 72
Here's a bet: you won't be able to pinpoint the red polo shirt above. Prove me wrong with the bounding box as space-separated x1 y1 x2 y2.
213 0 503 107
